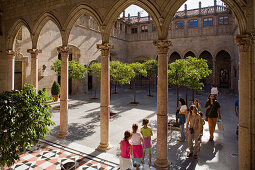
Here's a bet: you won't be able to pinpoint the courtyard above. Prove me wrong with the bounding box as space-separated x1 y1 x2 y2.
8 86 238 169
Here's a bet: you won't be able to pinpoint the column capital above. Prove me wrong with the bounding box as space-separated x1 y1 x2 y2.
57 46 72 54
153 40 172 54
97 43 114 56
6 50 15 55
235 34 251 52
27 49 42 55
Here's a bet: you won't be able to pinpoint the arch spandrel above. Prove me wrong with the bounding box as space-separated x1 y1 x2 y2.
63 4 103 46
162 0 247 39
32 12 63 49
7 18 32 50
102 0 162 43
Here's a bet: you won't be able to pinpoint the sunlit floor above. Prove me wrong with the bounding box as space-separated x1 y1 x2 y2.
8 86 239 169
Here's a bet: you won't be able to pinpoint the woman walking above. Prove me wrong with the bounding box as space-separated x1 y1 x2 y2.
177 98 188 142
205 94 221 141
186 105 202 159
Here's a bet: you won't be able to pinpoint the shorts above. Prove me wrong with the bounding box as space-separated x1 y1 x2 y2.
143 148 151 154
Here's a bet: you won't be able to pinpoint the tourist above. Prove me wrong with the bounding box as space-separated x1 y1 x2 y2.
131 123 143 170
177 98 188 142
211 84 219 99
234 98 239 135
120 130 133 170
186 105 202 159
205 94 221 141
141 118 153 167
193 98 202 114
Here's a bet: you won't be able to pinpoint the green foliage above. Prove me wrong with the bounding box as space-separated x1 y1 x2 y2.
51 81 60 95
129 62 147 78
168 56 212 90
110 61 135 86
144 60 158 78
88 62 101 80
51 59 87 80
0 85 55 167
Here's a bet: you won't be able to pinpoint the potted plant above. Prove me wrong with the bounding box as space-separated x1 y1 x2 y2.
51 81 60 102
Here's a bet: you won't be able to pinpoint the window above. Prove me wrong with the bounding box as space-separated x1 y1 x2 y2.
141 25 148 32
131 27 138 34
152 25 156 32
176 21 184 29
203 18 213 27
189 19 198 28
219 16 229 25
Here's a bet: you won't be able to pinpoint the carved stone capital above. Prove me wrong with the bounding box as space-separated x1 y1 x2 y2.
235 34 251 52
57 46 72 55
6 50 15 59
97 43 114 56
153 40 172 54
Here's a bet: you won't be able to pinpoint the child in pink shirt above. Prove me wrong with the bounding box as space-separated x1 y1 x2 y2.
120 130 132 170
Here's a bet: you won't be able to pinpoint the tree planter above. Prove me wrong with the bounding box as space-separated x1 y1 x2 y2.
52 95 59 102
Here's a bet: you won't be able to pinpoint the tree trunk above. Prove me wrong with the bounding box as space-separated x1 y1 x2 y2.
192 90 195 101
129 81 132 89
186 88 188 106
176 86 179 123
114 81 117 94
133 81 137 103
148 77 152 96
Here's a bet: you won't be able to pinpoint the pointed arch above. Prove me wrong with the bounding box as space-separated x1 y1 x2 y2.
214 48 233 59
169 50 181 63
64 4 103 46
163 0 247 38
183 50 197 59
32 12 63 48
103 0 161 43
7 18 32 50
198 49 213 58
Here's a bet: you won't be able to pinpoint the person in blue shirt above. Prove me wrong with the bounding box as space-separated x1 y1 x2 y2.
234 98 239 135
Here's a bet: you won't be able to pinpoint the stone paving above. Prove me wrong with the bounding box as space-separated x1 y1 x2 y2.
44 86 239 170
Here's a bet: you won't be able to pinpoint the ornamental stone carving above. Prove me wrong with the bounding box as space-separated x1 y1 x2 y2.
235 34 251 52
153 40 172 54
57 46 72 55
97 43 114 56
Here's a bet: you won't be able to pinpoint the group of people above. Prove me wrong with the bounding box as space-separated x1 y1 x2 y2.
119 118 153 170
177 86 221 159
119 86 223 169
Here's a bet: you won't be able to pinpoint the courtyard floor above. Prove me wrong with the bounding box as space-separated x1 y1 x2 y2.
10 86 239 170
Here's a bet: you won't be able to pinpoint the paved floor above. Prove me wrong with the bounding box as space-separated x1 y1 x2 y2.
10 86 239 169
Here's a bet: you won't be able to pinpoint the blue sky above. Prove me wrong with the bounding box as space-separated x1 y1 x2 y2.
123 0 225 17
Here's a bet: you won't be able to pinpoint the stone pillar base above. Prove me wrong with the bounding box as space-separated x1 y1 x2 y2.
154 159 171 169
57 131 69 139
96 143 112 152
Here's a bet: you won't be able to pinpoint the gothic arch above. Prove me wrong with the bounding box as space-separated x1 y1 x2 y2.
32 12 63 49
198 49 213 58
64 4 103 46
103 0 161 43
163 0 247 39
183 50 197 59
7 18 32 50
169 51 181 63
214 48 233 59
168 49 182 59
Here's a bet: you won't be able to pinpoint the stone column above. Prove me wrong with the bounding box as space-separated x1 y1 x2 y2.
235 34 251 170
27 49 42 89
57 46 71 138
212 58 216 85
153 40 172 169
96 43 113 152
6 50 15 91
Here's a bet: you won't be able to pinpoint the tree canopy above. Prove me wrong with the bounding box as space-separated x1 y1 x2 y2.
88 62 101 80
144 60 158 78
0 85 55 167
51 59 87 80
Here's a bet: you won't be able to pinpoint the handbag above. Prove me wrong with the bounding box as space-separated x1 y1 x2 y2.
217 119 224 130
